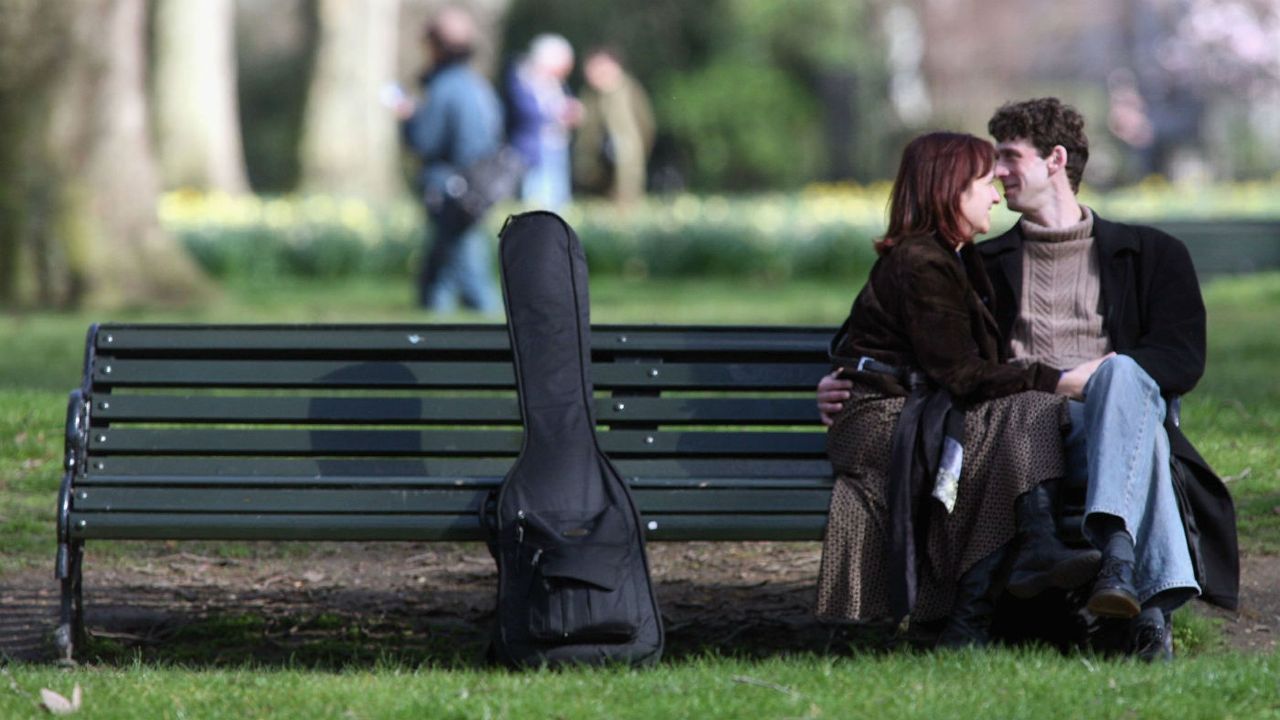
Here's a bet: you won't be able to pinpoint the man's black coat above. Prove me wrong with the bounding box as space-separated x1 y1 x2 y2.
979 211 1239 610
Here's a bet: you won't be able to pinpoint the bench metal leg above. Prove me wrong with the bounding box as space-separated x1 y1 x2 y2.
54 541 84 662
55 387 85 662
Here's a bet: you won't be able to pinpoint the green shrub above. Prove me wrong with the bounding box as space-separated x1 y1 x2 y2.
163 192 885 283
657 59 824 190
560 193 883 281
162 193 420 281
160 181 1280 285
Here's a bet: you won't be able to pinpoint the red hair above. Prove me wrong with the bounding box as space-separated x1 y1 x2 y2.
875 132 995 255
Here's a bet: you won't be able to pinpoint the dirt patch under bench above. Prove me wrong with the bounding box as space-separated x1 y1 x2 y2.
1 542 1273 666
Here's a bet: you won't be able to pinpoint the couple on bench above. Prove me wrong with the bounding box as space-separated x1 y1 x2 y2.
813 98 1238 661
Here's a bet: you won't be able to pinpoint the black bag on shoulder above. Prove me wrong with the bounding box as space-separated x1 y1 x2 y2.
487 211 664 668
427 145 526 229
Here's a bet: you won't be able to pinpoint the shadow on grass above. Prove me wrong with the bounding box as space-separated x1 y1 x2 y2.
59 581 928 670
5 546 1224 669
10 583 1220 670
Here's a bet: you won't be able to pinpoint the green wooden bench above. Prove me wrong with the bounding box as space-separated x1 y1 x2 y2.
57 323 834 659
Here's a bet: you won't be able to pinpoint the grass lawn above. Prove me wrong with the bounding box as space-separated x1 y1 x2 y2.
1 272 1278 718
4 650 1280 719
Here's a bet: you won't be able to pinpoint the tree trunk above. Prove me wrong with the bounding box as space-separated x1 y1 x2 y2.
0 0 70 306
152 0 249 193
0 0 212 309
298 0 403 198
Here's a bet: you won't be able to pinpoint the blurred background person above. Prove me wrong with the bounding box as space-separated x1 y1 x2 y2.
397 5 502 313
574 47 656 205
504 33 581 210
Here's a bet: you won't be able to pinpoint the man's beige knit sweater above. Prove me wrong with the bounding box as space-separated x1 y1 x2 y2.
1008 206 1112 371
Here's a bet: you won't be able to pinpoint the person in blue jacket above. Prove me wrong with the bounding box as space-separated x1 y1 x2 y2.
397 6 502 313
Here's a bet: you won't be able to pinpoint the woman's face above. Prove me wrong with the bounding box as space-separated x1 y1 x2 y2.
957 168 1001 242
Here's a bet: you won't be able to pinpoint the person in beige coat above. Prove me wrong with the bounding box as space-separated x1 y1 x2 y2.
573 48 655 204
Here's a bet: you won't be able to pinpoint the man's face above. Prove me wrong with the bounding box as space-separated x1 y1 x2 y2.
585 55 621 91
994 137 1051 214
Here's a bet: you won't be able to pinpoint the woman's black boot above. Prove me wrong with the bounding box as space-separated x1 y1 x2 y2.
1006 482 1102 599
937 546 1009 649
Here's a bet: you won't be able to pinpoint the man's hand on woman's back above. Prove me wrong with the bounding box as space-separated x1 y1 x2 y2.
817 370 854 426
819 351 1120 421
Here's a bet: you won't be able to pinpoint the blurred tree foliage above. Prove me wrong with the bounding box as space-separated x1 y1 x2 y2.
228 0 907 195
502 0 898 191
660 60 822 189
502 0 721 90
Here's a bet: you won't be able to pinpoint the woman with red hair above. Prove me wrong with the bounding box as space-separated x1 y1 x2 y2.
816 132 1105 646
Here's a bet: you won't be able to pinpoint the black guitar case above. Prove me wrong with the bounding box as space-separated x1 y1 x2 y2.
489 210 664 668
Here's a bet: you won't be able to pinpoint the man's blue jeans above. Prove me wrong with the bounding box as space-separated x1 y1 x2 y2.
419 220 500 314
1066 355 1200 604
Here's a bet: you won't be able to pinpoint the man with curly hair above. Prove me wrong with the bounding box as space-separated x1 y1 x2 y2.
818 98 1238 660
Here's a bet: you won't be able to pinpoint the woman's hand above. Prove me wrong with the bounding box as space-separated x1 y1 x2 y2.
1055 352 1117 400
817 370 853 426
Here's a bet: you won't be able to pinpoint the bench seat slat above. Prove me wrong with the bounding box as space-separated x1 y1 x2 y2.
92 395 819 425
92 359 830 390
81 456 834 482
67 512 826 542
78 475 834 490
95 325 831 356
73 488 831 514
90 428 828 456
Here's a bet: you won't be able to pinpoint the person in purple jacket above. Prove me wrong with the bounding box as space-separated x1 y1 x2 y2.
504 34 582 210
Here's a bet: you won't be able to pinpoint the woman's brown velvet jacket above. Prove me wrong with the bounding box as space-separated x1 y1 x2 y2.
836 233 1061 402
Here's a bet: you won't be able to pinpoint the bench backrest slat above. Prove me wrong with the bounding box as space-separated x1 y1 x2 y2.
90 428 827 457
94 325 829 355
92 395 818 425
76 513 823 542
76 487 831 515
93 359 829 390
80 456 833 483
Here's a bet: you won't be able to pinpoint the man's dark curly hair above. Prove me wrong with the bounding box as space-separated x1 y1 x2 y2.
987 97 1089 193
